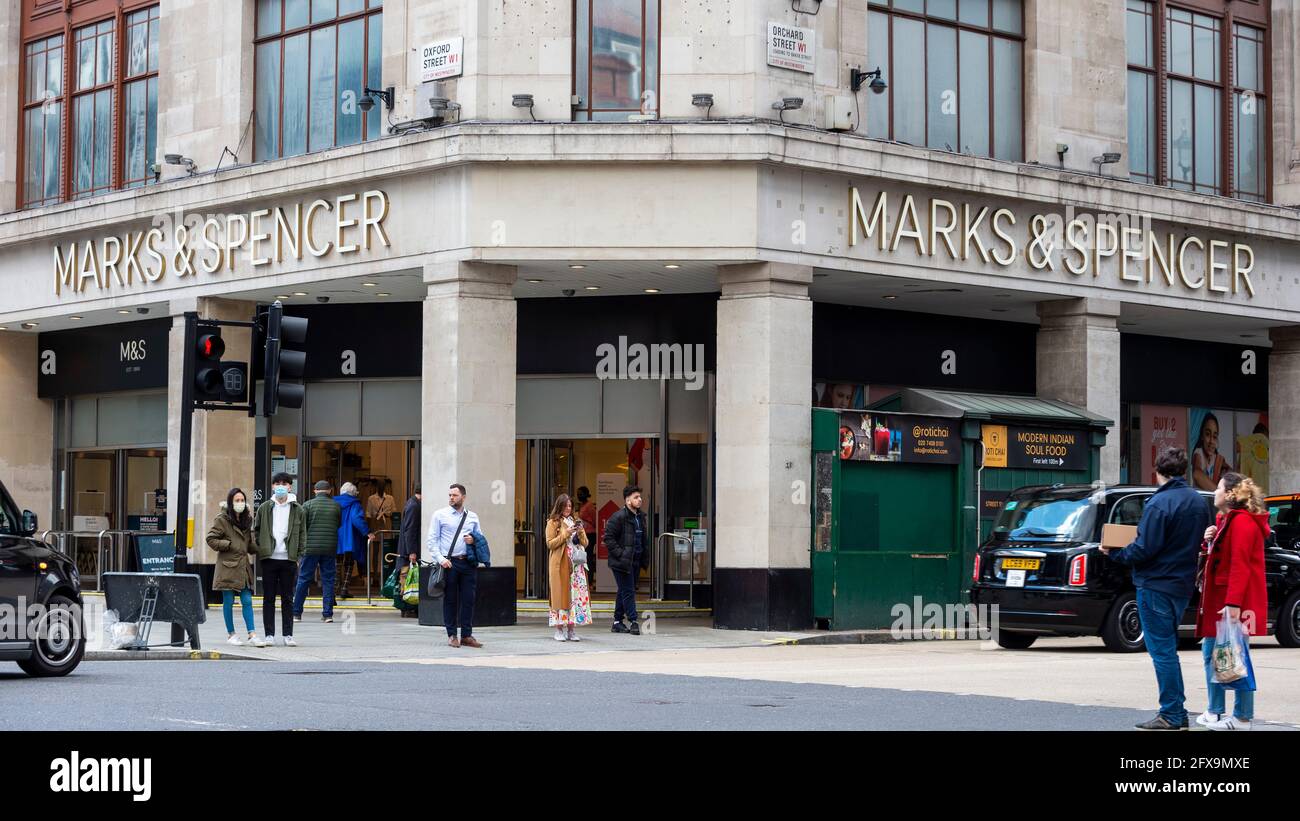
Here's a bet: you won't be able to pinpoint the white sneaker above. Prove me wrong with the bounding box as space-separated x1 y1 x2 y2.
1195 710 1222 727
226 634 244 646
567 628 580 642
284 636 297 647
248 634 267 647
264 636 277 647
1207 716 1252 731
554 628 567 642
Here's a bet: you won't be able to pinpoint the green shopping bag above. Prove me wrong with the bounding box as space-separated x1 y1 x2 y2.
381 566 399 600
402 564 421 605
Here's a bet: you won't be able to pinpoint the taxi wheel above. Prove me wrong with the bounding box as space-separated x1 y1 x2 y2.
1102 592 1146 653
17 595 86 678
1277 590 1300 648
994 632 1037 650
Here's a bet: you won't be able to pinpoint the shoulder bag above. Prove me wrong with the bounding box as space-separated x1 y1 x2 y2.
426 511 468 599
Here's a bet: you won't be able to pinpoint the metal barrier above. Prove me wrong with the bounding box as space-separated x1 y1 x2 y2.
656 532 695 604
36 530 166 592
369 529 403 606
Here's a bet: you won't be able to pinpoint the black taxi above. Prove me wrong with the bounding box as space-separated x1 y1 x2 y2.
0 480 85 676
971 484 1300 652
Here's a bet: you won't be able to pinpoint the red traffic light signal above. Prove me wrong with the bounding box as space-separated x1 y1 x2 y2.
197 333 225 360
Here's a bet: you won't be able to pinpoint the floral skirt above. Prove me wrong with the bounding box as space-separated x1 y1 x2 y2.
549 564 592 627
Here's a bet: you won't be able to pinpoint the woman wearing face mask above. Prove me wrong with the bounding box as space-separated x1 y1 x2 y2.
206 487 266 647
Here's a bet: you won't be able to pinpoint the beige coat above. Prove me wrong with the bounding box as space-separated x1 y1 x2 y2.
206 511 256 592
546 518 588 611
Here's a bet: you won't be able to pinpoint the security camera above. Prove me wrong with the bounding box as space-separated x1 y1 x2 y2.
316 296 330 304
136 306 150 315
562 289 576 297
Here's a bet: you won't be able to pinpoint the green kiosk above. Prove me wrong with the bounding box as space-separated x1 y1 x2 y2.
811 389 1112 630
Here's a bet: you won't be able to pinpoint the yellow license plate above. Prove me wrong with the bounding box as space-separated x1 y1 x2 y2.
1001 558 1041 571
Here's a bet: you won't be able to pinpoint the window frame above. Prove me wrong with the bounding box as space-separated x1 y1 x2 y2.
1126 0 1271 202
866 0 1026 162
121 5 160 190
17 0 160 210
251 0 385 163
572 0 662 122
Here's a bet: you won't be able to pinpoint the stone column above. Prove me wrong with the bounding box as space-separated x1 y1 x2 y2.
164 298 257 565
1036 298 1122 483
0 331 53 524
713 262 813 630
1270 327 1300 494
420 261 516 565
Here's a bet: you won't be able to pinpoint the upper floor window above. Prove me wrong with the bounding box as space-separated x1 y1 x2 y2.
254 0 384 162
1126 0 1268 201
573 0 659 121
866 0 1024 162
19 2 160 210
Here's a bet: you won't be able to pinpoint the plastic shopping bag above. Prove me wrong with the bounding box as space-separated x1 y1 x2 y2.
401 564 421 605
1212 612 1255 690
381 567 399 600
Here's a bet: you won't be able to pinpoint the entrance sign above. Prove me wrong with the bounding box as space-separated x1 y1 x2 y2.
134 533 175 575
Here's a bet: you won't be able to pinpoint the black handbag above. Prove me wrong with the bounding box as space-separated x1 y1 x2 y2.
427 511 468 598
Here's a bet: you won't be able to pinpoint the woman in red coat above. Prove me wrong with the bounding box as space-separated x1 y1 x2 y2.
1196 472 1269 731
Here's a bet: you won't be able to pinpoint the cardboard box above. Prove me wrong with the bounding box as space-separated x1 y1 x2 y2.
1102 524 1137 550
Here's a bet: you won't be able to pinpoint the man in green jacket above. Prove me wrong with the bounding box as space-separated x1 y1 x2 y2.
253 473 307 646
295 480 340 623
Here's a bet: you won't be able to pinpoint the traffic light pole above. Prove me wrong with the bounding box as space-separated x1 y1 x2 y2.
172 313 197 646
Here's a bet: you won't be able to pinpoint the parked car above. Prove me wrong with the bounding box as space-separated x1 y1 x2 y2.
970 484 1300 652
0 480 85 676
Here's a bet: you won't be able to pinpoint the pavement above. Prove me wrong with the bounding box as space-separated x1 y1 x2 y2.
64 596 1300 730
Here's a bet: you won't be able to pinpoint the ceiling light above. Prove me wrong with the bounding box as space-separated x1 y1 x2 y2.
292 291 308 297
527 279 544 284
883 295 898 300
569 264 587 270
69 316 83 321
991 308 1009 313
276 295 291 300
362 282 378 287
21 322 38 329
664 264 681 270
377 292 391 297
585 286 600 291
645 289 661 294
118 310 132 315
0 327 7 331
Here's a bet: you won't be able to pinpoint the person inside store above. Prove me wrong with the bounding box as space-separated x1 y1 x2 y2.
1196 472 1269 731
206 487 265 647
576 486 597 581
334 482 369 599
1192 412 1233 491
427 483 488 648
296 480 340 624
253 473 307 647
395 484 422 619
546 493 591 642
1099 447 1211 730
366 477 396 578
603 485 650 635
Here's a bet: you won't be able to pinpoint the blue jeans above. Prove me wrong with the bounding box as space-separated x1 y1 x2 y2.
1202 638 1255 720
444 558 477 638
293 555 337 618
613 569 638 624
222 588 255 635
1136 588 1190 724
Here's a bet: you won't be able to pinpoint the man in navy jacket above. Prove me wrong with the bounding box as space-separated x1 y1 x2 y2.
1101 447 1211 730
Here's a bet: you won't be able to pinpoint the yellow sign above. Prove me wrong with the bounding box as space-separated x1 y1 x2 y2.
982 425 1008 468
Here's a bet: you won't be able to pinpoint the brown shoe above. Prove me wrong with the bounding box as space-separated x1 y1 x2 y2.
447 636 461 648
460 636 483 649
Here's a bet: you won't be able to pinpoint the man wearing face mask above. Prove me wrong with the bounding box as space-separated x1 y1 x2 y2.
253 473 307 647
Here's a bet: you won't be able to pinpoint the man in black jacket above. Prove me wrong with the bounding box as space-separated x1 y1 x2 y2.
395 485 422 618
603 485 649 635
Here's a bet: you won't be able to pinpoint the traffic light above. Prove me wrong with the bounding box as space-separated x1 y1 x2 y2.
191 328 248 405
263 301 308 415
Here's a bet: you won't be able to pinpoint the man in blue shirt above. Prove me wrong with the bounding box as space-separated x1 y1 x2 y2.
1100 447 1211 730
426 483 486 648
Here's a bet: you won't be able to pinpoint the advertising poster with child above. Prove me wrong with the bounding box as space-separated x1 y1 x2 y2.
1234 412 1270 493
1189 408 1235 491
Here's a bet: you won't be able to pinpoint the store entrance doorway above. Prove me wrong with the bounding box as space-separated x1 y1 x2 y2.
65 448 168 581
515 438 659 601
303 439 419 601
